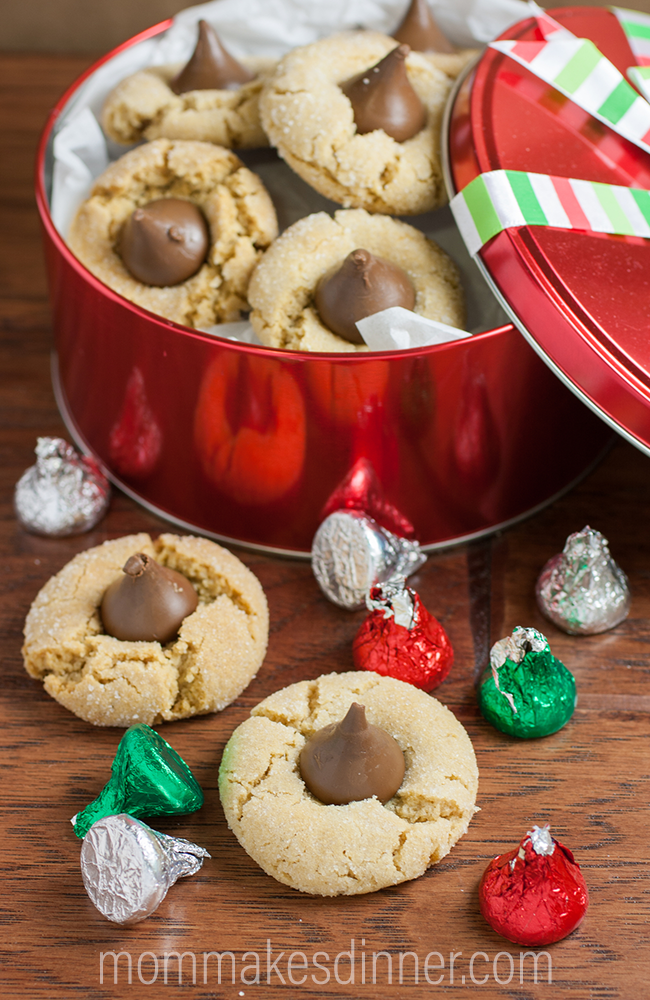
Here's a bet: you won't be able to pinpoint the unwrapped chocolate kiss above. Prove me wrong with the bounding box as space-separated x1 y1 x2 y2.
120 198 209 287
170 19 255 94
299 702 405 805
393 0 455 53
101 552 198 644
341 44 426 142
315 248 415 343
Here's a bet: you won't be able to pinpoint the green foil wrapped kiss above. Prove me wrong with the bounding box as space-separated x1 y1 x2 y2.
478 627 576 739
72 724 204 838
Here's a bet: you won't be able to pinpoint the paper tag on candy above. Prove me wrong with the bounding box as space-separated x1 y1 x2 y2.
356 306 471 350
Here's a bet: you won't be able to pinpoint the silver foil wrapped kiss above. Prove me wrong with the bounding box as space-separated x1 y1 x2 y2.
536 526 630 635
15 437 110 536
312 510 426 610
80 813 209 924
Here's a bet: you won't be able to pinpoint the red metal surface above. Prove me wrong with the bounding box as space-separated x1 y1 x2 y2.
449 6 650 453
35 20 610 554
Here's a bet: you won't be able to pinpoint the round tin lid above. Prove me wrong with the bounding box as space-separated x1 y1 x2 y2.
445 5 650 455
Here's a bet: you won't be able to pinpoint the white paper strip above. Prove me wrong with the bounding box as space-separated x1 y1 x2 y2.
356 306 471 350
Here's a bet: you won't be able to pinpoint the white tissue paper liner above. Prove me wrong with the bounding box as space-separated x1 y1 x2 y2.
357 306 471 349
48 0 529 348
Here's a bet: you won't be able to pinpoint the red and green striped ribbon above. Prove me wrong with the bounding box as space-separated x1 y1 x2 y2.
490 33 650 153
450 169 650 256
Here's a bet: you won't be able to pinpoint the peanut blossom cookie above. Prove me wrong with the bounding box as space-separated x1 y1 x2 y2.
23 533 269 727
248 208 465 352
219 671 478 896
102 21 275 149
259 31 452 215
68 139 278 328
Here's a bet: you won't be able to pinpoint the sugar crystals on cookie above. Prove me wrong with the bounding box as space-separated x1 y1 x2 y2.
248 208 465 352
219 671 478 896
260 31 452 215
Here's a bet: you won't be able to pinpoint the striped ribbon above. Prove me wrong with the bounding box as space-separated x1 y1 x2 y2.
527 2 574 42
628 64 650 103
612 6 650 66
489 35 650 153
450 169 650 256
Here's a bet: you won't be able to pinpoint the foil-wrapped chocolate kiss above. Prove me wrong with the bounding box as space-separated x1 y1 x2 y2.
311 510 426 610
81 814 210 924
14 437 110 537
536 526 630 634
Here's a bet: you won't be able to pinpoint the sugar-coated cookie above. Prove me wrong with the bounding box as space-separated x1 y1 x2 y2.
248 208 465 352
219 671 478 896
102 58 275 149
260 31 452 215
68 139 278 328
23 534 269 727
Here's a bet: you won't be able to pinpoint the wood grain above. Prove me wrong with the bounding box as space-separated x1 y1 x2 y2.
0 52 648 1000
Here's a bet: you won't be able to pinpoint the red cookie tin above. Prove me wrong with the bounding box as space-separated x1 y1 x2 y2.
35 14 613 556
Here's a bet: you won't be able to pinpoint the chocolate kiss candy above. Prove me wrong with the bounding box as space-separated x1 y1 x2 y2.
479 825 588 946
299 703 405 805
170 19 255 94
536 526 630 635
101 552 198 644
72 724 204 839
315 248 415 344
393 0 455 53
120 198 209 287
81 814 210 924
341 44 426 142
478 626 577 739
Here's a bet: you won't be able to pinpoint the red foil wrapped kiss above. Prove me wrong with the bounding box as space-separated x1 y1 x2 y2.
479 824 588 946
352 576 453 691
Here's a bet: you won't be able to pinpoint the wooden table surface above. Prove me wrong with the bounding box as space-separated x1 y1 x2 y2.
1 53 648 1000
